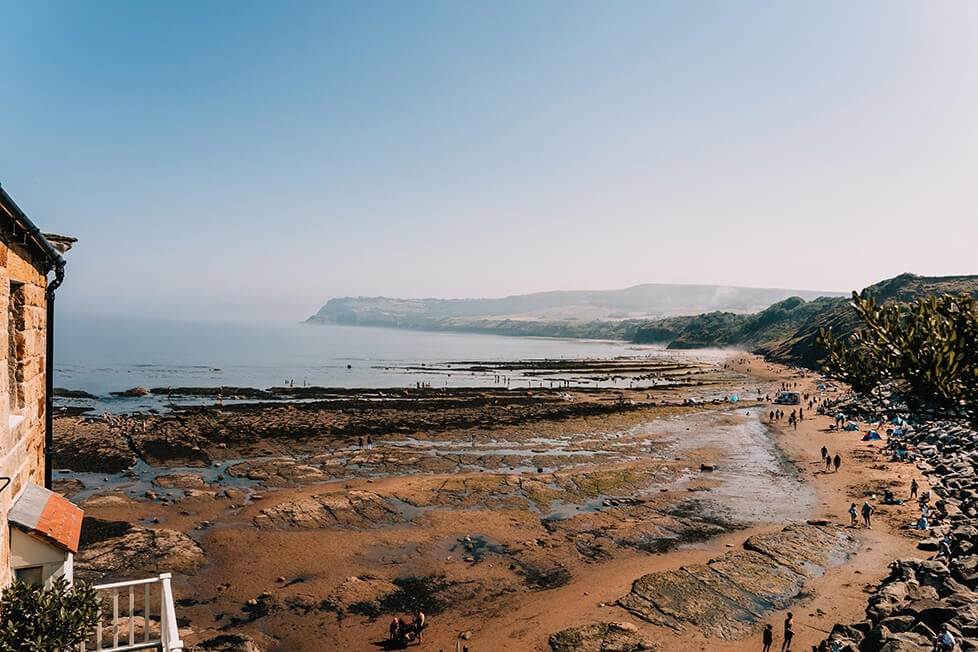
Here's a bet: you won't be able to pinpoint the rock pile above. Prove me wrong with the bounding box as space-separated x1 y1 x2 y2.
819 417 978 650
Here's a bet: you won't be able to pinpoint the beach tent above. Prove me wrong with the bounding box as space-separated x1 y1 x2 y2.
862 430 882 441
892 416 906 425
892 427 906 437
845 421 860 431
730 395 739 402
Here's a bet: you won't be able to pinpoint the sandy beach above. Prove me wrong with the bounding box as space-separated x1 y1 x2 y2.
57 354 934 652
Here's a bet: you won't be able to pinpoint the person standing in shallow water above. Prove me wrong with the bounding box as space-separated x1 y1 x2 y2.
762 623 773 651
781 612 794 651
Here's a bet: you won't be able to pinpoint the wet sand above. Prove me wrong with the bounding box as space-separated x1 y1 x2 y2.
62 354 931 651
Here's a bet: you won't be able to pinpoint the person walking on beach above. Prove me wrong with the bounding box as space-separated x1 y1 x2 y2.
820 446 827 461
366 435 372 449
833 454 841 472
358 436 364 449
861 501 874 528
910 478 919 499
825 455 832 472
762 623 773 651
781 612 794 651
848 502 858 526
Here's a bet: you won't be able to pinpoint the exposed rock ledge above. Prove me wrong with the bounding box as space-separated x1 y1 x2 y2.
617 524 858 640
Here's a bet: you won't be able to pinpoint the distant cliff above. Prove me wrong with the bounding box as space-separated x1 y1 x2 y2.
307 283 837 337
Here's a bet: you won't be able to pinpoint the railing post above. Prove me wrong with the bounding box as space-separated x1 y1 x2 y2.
160 573 185 652
83 574 183 652
144 583 151 645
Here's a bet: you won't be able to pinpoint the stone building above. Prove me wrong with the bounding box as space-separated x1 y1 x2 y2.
0 184 80 588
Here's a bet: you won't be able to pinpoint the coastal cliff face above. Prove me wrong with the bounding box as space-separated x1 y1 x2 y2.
307 283 837 337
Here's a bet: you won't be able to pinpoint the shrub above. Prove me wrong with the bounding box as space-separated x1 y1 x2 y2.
0 577 100 651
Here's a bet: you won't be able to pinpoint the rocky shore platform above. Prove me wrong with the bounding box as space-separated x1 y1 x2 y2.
53 355 916 651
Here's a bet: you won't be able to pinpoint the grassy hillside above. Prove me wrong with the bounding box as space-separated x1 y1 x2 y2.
763 273 978 368
631 274 978 369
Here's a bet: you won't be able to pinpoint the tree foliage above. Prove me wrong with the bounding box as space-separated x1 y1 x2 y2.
0 577 100 651
818 291 978 415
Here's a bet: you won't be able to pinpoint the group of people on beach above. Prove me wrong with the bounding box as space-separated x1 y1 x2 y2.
388 609 427 646
819 446 841 473
761 612 794 652
847 501 874 528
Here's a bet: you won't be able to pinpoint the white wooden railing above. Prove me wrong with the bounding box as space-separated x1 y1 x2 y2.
80 573 184 652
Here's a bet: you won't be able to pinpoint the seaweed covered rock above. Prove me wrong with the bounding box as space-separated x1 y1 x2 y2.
549 622 656 652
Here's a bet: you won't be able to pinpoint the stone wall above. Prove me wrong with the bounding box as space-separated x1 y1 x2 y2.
0 238 50 587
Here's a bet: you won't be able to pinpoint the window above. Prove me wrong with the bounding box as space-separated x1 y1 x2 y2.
14 566 43 587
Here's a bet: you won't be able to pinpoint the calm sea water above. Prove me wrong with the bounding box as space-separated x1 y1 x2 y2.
53 313 691 398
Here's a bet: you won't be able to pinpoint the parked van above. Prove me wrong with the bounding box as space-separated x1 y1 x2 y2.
774 391 801 405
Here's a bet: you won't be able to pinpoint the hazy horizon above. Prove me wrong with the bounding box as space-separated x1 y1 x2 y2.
4 2 977 322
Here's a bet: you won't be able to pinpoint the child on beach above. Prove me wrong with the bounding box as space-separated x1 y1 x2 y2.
848 503 858 526
762 623 773 651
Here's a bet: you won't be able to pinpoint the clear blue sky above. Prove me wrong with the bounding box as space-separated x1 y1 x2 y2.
3 1 977 321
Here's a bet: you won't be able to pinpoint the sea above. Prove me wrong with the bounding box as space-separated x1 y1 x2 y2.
53 313 717 412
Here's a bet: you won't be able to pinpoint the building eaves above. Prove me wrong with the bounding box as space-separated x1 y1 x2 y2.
0 183 68 272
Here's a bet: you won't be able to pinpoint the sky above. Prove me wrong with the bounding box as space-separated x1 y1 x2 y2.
2 1 977 321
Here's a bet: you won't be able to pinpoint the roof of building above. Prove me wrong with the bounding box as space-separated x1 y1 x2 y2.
0 183 69 272
9 483 84 554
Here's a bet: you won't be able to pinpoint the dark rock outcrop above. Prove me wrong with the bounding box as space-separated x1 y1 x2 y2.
75 517 206 583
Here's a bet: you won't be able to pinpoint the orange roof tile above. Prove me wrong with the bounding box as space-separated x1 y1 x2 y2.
9 483 84 554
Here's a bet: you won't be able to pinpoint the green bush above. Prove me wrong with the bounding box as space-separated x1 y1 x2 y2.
818 291 978 417
0 577 100 651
